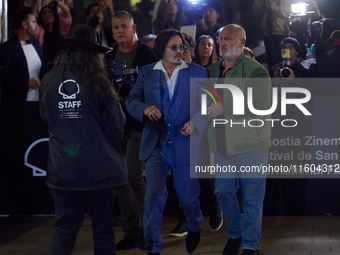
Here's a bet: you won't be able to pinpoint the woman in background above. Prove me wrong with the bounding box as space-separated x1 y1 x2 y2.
153 0 187 35
193 35 217 68
36 0 72 68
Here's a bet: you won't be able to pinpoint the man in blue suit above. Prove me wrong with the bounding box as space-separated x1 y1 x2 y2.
125 29 209 255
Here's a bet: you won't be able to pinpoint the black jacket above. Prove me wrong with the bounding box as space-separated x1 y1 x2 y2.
88 15 115 47
105 41 157 134
39 55 127 190
269 60 313 78
0 35 49 101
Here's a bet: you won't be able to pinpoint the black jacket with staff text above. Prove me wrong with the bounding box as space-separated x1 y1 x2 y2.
39 55 127 191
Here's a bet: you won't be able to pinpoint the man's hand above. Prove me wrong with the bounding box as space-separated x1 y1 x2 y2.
144 105 162 121
311 1 322 19
274 66 281 78
104 0 114 17
207 102 224 119
196 19 208 32
98 0 107 10
28 79 39 90
180 121 194 136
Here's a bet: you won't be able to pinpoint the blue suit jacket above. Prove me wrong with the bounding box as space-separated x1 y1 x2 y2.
125 61 209 166
0 35 49 102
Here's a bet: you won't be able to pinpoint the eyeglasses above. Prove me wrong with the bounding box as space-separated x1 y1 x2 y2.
166 44 187 51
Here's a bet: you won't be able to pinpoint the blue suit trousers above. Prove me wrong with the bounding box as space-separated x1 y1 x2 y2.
143 142 203 253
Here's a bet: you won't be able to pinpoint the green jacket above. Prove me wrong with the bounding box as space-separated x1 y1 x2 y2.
207 53 272 156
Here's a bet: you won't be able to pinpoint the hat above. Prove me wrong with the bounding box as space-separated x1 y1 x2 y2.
54 24 111 53
280 37 300 53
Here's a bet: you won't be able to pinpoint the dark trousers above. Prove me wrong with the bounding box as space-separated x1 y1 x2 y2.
50 188 117 255
264 35 287 69
117 132 145 238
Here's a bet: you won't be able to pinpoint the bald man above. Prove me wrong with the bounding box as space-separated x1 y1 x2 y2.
206 24 272 255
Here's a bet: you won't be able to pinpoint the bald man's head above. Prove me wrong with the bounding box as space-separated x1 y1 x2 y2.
219 24 246 60
222 24 246 40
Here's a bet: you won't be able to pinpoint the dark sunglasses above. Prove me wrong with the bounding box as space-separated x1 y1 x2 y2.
167 44 187 51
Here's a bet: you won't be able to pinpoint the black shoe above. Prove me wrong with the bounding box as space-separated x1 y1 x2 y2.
186 229 200 254
223 236 242 255
116 236 139 250
241 249 260 255
147 253 160 255
169 221 188 237
209 205 223 231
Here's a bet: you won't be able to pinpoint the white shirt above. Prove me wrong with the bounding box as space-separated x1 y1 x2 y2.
153 60 188 99
20 41 42 101
95 28 108 47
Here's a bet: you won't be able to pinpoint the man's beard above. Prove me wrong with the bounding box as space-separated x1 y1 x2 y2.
29 30 37 38
173 60 183 66
173 53 183 65
220 44 241 60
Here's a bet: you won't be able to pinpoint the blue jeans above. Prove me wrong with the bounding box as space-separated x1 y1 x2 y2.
214 149 268 250
143 142 203 253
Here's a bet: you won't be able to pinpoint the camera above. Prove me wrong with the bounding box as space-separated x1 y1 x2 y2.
184 0 208 23
290 0 315 17
280 67 293 78
106 60 139 87
289 1 315 59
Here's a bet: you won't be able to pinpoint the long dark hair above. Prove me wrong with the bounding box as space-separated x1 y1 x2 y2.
37 5 61 37
64 49 117 97
193 35 217 67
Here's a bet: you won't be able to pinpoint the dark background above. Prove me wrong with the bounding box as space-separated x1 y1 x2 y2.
7 0 340 48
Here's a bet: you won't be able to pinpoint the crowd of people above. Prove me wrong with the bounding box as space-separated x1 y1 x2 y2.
1 0 340 255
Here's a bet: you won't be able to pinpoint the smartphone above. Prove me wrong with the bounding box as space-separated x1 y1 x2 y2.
281 48 290 66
